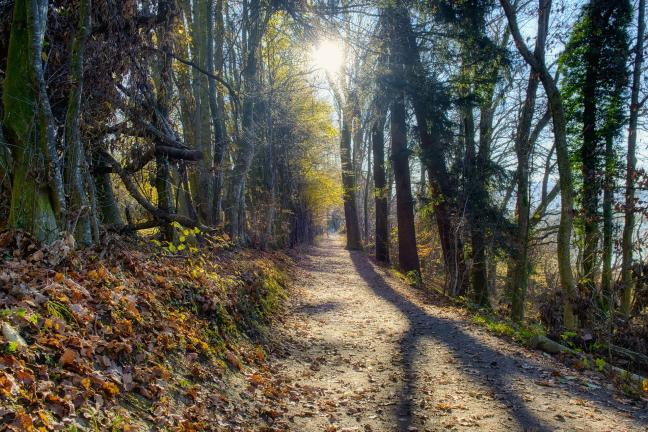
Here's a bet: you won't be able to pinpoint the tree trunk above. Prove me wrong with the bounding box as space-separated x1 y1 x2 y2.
155 2 177 241
462 97 489 305
207 0 227 226
601 133 614 305
476 65 498 308
487 246 497 299
228 0 262 242
155 156 175 240
351 90 364 193
340 93 362 250
581 0 605 297
431 186 467 296
0 123 11 200
190 0 215 224
545 59 578 331
418 160 426 199
390 89 420 275
172 9 200 223
64 0 93 245
5 0 61 243
621 0 644 316
95 170 122 225
511 69 540 321
372 113 389 263
501 0 578 330
389 5 466 293
363 136 372 244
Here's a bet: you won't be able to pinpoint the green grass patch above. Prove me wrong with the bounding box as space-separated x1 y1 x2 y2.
471 312 545 344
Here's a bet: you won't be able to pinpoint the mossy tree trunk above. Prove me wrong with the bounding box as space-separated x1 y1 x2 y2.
64 0 94 245
509 10 548 320
0 121 11 194
95 170 122 226
190 0 215 224
4 0 64 243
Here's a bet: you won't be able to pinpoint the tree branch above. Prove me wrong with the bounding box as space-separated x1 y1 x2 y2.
144 46 239 106
101 151 208 230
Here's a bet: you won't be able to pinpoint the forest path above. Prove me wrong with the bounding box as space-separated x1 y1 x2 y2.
264 235 648 432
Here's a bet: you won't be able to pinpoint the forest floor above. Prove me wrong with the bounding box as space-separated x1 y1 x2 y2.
253 235 648 432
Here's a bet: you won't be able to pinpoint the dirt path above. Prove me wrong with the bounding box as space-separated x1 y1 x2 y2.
258 236 647 431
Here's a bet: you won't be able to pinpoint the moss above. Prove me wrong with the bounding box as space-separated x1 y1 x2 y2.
234 265 288 338
9 165 58 242
256 269 287 319
202 322 229 355
4 0 59 242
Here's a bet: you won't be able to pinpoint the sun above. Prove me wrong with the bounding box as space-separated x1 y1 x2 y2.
312 39 345 75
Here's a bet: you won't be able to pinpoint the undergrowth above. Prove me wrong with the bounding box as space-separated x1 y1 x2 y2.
468 309 546 345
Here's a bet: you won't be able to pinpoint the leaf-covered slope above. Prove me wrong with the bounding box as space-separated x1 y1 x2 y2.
0 231 290 431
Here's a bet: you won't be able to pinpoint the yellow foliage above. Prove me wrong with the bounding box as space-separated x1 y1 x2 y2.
258 16 344 226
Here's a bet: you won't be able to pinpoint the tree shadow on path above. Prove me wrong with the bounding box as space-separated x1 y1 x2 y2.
348 249 646 432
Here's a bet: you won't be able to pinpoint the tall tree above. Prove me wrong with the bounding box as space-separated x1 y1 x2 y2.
621 0 645 316
228 0 264 241
509 3 548 321
153 0 177 241
189 0 215 224
561 0 631 303
4 0 64 242
501 0 578 329
386 6 420 276
390 89 420 275
207 0 228 226
64 0 95 244
388 3 468 294
372 110 390 263
339 87 363 250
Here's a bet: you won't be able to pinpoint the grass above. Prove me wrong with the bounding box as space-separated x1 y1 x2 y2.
470 311 546 345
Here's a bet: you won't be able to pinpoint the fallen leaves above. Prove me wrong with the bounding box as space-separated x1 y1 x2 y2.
59 348 78 368
0 371 17 397
101 381 120 397
249 372 264 386
435 401 453 412
0 230 291 430
225 350 242 370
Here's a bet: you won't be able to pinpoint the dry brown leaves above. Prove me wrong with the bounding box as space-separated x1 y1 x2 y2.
0 230 292 431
